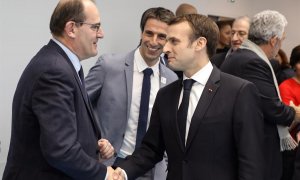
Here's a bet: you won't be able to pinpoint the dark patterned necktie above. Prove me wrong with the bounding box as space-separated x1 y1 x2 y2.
177 79 195 145
135 68 153 149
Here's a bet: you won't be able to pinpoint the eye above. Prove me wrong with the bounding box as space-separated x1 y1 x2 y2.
158 34 167 40
144 30 154 37
91 24 100 32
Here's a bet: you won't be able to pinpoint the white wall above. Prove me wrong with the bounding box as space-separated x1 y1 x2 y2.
0 0 299 177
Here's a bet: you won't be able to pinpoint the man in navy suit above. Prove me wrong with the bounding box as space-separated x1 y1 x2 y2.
3 0 116 179
114 14 264 180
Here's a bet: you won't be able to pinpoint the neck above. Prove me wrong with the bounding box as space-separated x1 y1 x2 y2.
184 56 209 78
217 43 225 49
293 75 300 84
259 44 272 59
54 36 82 61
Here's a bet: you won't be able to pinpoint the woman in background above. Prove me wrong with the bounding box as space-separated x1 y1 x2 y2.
279 45 300 180
216 20 232 54
275 49 295 84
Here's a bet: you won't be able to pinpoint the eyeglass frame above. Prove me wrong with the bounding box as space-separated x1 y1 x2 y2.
75 21 101 32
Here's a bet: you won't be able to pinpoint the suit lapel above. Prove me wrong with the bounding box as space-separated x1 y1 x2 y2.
49 40 101 138
124 51 135 121
158 63 170 88
185 67 220 150
169 80 186 151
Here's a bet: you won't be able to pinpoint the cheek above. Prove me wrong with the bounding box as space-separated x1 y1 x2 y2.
295 64 300 72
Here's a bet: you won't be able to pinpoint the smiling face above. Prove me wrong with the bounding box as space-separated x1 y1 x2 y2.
75 0 104 60
139 18 168 66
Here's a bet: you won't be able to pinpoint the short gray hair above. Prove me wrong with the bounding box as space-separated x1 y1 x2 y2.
249 10 287 45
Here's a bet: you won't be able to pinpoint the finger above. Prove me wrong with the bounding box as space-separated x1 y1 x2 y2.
113 168 123 180
290 100 295 106
100 144 115 159
98 139 107 148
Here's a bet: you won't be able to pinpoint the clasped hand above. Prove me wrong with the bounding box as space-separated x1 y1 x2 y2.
106 167 125 180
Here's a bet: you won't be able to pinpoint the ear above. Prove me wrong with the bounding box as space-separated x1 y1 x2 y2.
269 36 277 48
195 37 207 51
64 21 77 39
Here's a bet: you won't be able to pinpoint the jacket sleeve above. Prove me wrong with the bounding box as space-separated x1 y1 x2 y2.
32 68 107 180
241 58 295 126
119 90 165 180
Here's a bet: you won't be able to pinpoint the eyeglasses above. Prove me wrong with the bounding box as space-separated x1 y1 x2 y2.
76 22 101 32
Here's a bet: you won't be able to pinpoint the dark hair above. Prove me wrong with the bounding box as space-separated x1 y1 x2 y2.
50 0 95 37
216 20 233 31
169 14 219 58
140 7 175 33
276 49 290 68
290 45 300 68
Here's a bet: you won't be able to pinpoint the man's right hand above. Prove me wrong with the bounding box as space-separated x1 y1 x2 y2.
106 167 125 180
290 101 300 122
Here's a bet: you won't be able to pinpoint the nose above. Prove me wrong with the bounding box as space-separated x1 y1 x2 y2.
232 33 238 41
163 41 170 54
149 35 159 46
97 27 104 38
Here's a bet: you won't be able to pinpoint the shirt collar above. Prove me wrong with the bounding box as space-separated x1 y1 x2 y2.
52 38 81 73
183 61 213 86
134 48 160 75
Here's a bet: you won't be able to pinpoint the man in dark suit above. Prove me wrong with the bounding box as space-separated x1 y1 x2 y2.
220 10 300 180
113 14 264 180
3 0 116 179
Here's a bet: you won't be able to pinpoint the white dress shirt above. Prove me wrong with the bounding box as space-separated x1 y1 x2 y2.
119 49 160 158
180 61 213 143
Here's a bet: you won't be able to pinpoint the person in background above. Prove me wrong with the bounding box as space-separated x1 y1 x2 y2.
221 10 300 180
230 16 251 51
2 0 116 179
175 3 198 16
211 16 250 67
114 13 264 180
85 7 177 180
215 20 232 54
279 45 300 180
271 49 295 85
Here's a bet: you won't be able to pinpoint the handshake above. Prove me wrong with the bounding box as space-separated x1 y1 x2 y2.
98 139 126 180
106 167 126 180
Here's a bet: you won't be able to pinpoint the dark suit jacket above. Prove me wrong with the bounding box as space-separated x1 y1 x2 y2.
119 67 264 180
3 40 106 180
211 51 227 68
294 147 300 180
220 48 296 180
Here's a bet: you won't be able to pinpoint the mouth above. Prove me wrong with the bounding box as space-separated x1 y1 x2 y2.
147 45 161 52
167 56 175 62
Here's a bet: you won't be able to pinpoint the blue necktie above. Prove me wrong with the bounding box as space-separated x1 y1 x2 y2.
177 79 195 145
136 68 153 149
78 67 85 87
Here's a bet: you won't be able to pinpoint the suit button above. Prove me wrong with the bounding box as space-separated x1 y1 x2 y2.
183 160 188 164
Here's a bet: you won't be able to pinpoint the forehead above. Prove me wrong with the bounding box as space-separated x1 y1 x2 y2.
232 20 249 31
83 1 100 22
143 18 168 32
167 21 191 37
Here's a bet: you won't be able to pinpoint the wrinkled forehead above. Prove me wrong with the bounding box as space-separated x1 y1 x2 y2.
232 20 250 32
